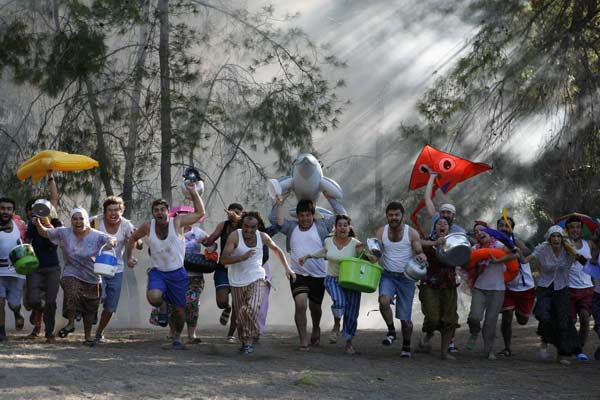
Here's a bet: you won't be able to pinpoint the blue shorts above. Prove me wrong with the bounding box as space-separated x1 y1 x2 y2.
147 267 188 308
379 270 416 321
101 272 123 313
0 276 24 308
214 265 230 291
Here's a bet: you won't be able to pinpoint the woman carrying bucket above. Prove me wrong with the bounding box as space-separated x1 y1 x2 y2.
34 207 116 346
299 215 375 354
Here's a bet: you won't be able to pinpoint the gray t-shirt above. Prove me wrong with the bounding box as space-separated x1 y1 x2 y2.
48 227 113 284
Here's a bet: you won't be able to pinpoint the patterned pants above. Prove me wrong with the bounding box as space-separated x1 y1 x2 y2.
231 280 264 343
324 276 362 340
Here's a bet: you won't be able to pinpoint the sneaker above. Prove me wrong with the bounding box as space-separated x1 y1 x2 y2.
576 353 589 361
226 335 237 344
381 334 396 346
95 333 106 344
447 340 459 354
466 334 477 351
400 349 412 358
557 357 571 365
219 307 231 326
242 344 254 355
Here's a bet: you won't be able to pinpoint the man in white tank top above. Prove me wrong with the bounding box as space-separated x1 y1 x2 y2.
127 182 205 349
375 201 427 358
221 212 295 355
565 216 596 361
0 198 26 341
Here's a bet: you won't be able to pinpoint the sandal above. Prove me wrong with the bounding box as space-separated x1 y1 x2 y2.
381 335 396 346
497 348 512 357
58 326 75 338
329 329 339 344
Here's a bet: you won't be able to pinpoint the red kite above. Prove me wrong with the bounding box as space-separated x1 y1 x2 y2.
409 145 492 236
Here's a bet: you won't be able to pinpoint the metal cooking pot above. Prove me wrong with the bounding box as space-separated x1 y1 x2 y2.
404 257 428 281
31 199 52 218
435 232 471 266
366 238 382 258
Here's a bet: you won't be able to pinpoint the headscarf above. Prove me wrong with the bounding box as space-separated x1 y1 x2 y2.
544 225 564 240
70 207 90 227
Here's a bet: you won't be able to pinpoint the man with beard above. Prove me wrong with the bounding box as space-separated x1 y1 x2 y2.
126 182 205 349
270 195 346 351
220 211 295 355
91 196 141 343
376 201 427 358
565 216 596 361
24 172 62 342
0 198 25 340
496 216 534 357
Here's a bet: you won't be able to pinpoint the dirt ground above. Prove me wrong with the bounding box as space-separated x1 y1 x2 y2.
0 322 599 400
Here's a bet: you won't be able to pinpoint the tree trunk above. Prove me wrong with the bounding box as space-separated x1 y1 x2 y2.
158 0 172 204
122 0 150 219
84 78 114 198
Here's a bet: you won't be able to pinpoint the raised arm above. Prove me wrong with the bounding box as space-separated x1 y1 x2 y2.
126 222 150 268
177 181 206 228
47 171 59 209
261 232 296 281
424 168 437 217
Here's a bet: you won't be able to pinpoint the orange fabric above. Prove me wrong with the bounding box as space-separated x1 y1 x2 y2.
467 248 519 282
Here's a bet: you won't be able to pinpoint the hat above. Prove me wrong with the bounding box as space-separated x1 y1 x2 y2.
544 225 564 240
439 203 456 214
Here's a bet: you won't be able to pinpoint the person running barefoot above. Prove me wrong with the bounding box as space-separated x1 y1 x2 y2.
220 212 295 355
376 201 427 358
127 181 205 350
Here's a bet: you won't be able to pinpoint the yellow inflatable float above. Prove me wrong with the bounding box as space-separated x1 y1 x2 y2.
17 150 99 183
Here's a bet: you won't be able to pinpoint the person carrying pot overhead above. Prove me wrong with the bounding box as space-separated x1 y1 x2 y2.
24 171 62 342
126 181 206 350
34 207 117 346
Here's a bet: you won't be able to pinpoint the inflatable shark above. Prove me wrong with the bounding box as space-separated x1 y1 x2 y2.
267 153 343 218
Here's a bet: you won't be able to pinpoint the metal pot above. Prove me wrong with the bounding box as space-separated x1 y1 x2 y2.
435 232 471 266
31 199 51 218
181 167 204 199
404 257 428 281
366 238 382 258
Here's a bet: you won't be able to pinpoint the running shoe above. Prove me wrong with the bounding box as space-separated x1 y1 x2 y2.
576 353 589 361
226 335 237 344
400 348 412 358
447 340 459 354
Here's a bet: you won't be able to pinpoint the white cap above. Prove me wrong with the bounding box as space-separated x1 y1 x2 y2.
544 225 564 240
439 203 456 214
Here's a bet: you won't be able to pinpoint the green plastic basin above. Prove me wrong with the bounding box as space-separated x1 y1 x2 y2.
338 257 383 293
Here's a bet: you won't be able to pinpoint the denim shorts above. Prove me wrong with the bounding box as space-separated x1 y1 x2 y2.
379 270 416 321
0 276 25 307
101 272 124 313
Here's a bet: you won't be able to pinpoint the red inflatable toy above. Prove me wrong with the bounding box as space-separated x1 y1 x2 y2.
467 248 519 283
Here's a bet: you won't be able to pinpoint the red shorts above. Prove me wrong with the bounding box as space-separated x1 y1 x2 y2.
568 287 594 320
502 288 536 317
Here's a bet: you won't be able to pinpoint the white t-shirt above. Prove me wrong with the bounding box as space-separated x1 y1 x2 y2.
473 241 506 291
324 237 360 277
229 229 265 287
148 219 185 272
568 240 593 289
290 224 326 277
92 216 135 274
